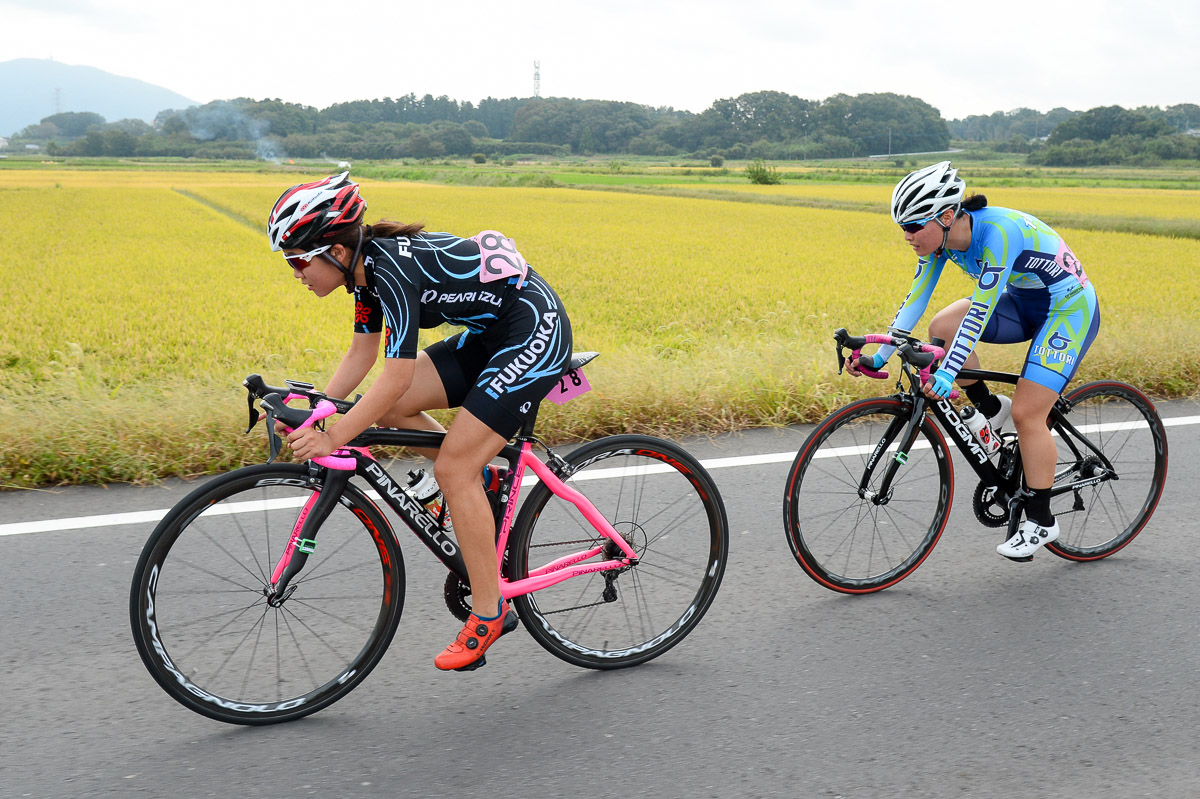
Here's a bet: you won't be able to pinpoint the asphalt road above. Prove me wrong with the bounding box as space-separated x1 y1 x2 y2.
3 400 1199 799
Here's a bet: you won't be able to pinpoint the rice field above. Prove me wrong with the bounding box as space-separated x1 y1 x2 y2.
3 168 1198 487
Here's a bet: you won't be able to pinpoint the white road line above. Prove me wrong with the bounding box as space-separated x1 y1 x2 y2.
4 414 1197 538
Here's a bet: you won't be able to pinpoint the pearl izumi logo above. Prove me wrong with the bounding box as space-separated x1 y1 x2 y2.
486 312 558 397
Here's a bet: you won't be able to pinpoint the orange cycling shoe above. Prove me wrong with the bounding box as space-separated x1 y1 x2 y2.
434 600 519 672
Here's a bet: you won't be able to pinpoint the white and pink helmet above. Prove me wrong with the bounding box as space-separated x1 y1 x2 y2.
266 171 366 252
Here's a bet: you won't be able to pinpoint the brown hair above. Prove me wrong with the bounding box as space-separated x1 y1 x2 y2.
319 219 427 249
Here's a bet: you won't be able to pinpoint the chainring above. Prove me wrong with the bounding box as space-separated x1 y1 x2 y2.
972 481 1009 528
443 572 473 622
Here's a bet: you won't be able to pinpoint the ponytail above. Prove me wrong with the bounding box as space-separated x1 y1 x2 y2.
320 219 426 249
961 194 988 213
367 219 426 239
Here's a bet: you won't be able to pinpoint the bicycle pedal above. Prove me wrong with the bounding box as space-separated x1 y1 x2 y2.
1002 554 1034 563
454 655 487 672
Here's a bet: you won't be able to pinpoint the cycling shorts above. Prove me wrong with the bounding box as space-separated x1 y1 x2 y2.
980 284 1100 393
425 271 572 439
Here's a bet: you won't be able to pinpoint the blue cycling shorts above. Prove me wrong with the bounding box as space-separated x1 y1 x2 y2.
979 285 1100 393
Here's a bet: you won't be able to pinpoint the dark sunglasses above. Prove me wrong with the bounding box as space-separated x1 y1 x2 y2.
899 217 933 234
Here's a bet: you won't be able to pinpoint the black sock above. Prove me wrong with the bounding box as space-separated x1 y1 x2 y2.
1025 488 1055 527
964 381 1001 418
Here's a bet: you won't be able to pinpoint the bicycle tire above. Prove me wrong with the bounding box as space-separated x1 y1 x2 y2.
508 435 728 669
1043 380 1168 561
784 397 954 593
129 463 405 725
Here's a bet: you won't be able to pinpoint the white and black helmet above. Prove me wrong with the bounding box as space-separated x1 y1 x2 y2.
890 161 965 225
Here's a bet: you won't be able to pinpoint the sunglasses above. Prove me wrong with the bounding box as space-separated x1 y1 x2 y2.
284 244 332 271
899 217 934 234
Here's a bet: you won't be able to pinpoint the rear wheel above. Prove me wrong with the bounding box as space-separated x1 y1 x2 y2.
508 435 728 669
129 464 405 725
784 397 954 593
1044 381 1168 561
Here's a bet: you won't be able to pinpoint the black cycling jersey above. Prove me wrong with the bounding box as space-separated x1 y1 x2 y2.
352 231 573 437
354 232 525 358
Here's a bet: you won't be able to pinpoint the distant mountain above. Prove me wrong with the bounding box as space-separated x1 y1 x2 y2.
0 58 198 137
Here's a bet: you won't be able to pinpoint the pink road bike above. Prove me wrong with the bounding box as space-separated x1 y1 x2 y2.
130 353 729 725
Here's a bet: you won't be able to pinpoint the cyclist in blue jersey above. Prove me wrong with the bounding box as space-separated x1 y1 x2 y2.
849 162 1100 560
266 173 573 670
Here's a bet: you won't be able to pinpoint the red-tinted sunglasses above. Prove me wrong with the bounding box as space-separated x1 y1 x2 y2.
284 245 332 271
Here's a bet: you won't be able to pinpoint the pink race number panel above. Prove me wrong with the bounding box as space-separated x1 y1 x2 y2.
472 230 529 286
548 368 591 405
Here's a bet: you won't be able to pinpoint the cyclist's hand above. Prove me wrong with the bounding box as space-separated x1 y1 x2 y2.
848 352 884 377
922 369 954 400
287 427 336 461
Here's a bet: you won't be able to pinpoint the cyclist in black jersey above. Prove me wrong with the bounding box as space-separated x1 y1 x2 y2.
267 173 573 671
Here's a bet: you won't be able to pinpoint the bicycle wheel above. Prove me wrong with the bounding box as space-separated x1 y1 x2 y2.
130 463 405 725
784 397 954 593
508 435 728 669
1044 381 1168 561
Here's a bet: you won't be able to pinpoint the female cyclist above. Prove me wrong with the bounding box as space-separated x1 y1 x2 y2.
849 161 1100 560
266 172 573 670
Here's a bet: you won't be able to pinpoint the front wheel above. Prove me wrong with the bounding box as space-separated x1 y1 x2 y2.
784 397 954 593
508 435 729 669
1044 381 1168 561
129 464 405 725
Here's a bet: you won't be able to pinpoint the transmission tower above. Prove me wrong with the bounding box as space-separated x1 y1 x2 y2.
533 60 541 98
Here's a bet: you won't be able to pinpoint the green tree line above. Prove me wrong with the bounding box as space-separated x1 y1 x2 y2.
9 94 1199 165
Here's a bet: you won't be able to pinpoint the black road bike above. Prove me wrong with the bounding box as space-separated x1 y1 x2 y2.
783 329 1168 593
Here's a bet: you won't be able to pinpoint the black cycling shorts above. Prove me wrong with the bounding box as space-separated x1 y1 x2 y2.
425 271 573 439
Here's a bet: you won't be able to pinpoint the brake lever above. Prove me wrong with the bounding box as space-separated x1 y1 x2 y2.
245 389 261 434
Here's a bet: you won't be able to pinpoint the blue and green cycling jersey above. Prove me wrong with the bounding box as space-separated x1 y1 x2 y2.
879 206 1097 390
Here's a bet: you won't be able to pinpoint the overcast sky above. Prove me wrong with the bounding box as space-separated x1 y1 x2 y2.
5 0 1198 120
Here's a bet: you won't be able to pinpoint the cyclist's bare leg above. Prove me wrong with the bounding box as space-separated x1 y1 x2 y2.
929 298 983 386
435 409 509 615
375 351 449 461
1011 378 1059 490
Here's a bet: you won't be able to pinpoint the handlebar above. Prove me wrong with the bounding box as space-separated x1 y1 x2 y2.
833 328 959 399
243 374 361 470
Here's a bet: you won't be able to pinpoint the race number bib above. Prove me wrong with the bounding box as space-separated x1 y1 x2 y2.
548 368 592 405
472 230 529 287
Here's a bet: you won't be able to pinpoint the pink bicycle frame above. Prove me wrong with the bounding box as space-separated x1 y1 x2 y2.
263 383 638 600
494 442 639 599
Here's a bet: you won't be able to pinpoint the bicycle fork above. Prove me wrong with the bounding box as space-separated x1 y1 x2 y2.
859 399 926 505
266 468 353 605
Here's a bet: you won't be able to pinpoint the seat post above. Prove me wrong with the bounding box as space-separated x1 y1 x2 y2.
517 401 542 439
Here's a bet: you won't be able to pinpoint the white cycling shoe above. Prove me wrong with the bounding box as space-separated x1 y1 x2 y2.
987 394 1012 433
997 518 1059 560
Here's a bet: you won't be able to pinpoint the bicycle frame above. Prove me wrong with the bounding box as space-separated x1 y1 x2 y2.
266 426 640 604
868 363 1118 518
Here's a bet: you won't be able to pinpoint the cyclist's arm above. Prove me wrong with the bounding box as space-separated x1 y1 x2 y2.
938 220 1018 379
324 355 415 450
874 255 946 363
325 331 380 400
